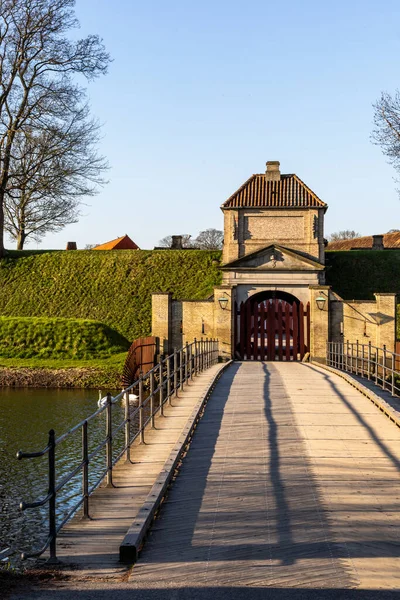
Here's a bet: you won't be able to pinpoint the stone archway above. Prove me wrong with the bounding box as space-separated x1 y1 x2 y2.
235 290 310 361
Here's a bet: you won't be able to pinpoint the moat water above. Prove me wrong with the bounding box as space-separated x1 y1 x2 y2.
0 387 125 565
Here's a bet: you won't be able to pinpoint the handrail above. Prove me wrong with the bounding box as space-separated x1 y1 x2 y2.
15 338 219 563
326 341 400 397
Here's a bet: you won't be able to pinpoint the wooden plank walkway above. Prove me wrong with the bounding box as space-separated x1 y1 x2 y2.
129 362 400 591
54 362 225 577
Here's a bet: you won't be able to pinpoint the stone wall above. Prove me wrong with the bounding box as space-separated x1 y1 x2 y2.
222 207 325 264
152 291 234 360
328 292 397 352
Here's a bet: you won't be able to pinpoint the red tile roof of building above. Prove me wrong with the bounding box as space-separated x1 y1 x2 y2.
327 232 400 250
93 235 139 250
222 174 327 209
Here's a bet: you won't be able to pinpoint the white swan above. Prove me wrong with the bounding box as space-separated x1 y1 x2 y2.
98 390 114 407
123 390 139 401
97 390 138 407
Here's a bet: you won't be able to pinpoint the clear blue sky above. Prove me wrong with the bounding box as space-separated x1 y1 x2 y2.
26 0 400 249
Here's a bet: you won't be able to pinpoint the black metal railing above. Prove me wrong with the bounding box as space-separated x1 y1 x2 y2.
15 338 219 563
327 341 400 397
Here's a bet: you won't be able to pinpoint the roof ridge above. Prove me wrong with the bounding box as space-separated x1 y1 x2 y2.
221 172 327 209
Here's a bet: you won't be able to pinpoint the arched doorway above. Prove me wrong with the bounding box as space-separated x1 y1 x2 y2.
235 291 310 361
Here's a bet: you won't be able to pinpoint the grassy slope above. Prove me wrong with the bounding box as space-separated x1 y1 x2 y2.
325 250 400 300
0 316 130 359
0 249 223 341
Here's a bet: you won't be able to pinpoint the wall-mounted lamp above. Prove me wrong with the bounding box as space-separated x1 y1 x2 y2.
218 296 229 310
316 295 326 311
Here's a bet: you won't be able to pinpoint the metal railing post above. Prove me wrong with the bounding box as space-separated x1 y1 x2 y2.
48 429 57 563
167 357 172 404
356 340 359 375
368 341 371 380
361 343 365 377
382 345 387 390
159 362 164 416
179 348 183 392
139 376 145 442
375 347 379 385
173 349 178 397
392 352 395 396
125 391 130 462
194 338 198 375
82 421 89 518
189 342 193 380
185 342 189 383
150 370 155 427
106 393 113 487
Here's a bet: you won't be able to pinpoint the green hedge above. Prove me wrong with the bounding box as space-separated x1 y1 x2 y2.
325 250 400 300
0 317 130 359
0 250 222 341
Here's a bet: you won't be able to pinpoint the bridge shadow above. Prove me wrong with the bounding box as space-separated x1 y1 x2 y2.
305 364 400 470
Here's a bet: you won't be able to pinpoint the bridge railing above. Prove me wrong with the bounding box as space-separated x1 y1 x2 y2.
327 341 400 397
15 338 219 563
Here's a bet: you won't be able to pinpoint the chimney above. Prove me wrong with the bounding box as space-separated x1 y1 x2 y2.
265 161 281 182
171 235 183 250
372 234 384 250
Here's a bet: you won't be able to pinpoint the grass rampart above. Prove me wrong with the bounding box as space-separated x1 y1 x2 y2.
0 249 222 341
0 316 130 359
325 250 400 299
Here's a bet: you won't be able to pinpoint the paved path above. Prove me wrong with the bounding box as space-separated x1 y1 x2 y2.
9 361 400 599
129 362 400 592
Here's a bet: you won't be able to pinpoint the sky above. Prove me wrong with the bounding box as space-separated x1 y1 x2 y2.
22 0 400 249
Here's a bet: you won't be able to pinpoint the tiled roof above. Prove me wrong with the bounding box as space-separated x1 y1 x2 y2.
327 232 400 251
222 174 326 209
93 235 139 250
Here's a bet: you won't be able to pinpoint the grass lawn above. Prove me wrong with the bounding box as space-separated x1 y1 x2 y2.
0 352 126 369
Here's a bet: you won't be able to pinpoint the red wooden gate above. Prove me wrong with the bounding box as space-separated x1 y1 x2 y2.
236 299 310 361
122 336 159 386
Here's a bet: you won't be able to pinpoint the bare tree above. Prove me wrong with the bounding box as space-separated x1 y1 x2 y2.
4 104 108 249
158 234 193 248
372 91 400 186
328 230 361 242
194 228 223 250
0 0 110 256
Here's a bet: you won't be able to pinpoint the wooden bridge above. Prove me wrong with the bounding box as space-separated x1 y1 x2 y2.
21 354 399 599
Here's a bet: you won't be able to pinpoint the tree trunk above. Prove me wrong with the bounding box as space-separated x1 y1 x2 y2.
0 189 5 258
17 229 26 250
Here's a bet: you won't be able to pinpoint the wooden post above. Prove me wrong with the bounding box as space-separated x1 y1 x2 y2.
299 301 305 360
285 303 291 361
246 300 252 360
260 303 265 361
292 302 298 361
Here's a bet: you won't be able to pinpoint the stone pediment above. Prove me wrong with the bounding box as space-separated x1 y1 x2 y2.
221 244 324 272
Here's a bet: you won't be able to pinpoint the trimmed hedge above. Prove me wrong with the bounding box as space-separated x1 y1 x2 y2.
0 317 130 359
325 250 400 300
0 250 222 341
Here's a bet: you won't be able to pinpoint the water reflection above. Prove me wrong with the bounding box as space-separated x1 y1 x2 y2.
0 387 123 564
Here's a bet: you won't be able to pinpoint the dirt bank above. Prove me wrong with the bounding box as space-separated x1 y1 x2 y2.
0 367 121 388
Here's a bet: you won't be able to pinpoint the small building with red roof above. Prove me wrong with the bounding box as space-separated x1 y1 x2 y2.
92 235 139 251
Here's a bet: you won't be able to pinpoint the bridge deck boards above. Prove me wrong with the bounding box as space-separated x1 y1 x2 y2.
129 362 400 591
54 363 224 576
